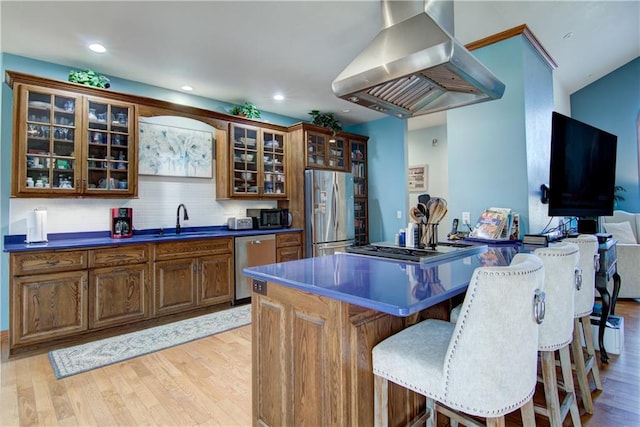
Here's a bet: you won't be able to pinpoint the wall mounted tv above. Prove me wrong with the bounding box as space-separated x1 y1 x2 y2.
548 111 617 223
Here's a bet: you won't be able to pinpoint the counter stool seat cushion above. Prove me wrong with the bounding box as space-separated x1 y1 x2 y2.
373 253 545 421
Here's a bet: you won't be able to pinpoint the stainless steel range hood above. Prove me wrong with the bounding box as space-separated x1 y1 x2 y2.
332 0 505 119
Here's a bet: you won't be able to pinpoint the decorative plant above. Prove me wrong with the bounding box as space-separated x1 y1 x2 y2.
309 110 342 135
68 69 111 89
230 102 261 119
614 185 626 202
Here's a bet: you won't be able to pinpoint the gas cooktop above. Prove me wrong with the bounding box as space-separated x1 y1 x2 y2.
345 242 487 264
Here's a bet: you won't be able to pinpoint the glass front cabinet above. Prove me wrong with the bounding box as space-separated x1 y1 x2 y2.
349 137 369 245
230 124 286 198
12 84 136 197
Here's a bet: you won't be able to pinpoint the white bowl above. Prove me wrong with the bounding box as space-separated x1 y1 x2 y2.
241 172 253 180
240 154 254 162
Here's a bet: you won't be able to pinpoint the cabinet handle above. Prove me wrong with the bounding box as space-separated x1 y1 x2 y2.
83 278 87 290
46 259 60 266
193 264 197 273
251 240 262 245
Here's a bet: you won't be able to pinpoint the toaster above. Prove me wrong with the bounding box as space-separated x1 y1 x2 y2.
228 217 253 230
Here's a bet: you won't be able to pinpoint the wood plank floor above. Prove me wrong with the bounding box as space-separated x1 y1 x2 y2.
1 300 638 426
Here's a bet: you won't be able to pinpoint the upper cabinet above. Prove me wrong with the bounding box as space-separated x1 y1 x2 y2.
305 129 347 171
10 80 137 197
217 123 287 199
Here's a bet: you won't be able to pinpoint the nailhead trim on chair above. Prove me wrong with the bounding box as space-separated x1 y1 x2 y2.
439 265 542 416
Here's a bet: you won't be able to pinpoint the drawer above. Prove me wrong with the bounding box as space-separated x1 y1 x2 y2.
11 250 88 276
154 237 233 260
277 232 302 248
89 244 149 268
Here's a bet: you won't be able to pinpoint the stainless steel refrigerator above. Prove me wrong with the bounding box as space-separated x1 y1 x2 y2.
305 169 355 256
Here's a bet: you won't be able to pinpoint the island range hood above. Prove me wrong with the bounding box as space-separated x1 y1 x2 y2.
332 0 505 119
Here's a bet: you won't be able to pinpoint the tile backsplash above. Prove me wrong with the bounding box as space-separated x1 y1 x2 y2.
9 175 275 235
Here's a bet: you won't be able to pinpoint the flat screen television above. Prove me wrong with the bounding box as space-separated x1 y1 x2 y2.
548 111 618 223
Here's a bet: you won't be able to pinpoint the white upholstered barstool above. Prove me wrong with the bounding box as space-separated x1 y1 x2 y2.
565 234 603 414
533 243 582 427
372 254 546 427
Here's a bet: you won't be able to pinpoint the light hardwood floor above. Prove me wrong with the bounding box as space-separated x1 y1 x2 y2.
1 300 638 427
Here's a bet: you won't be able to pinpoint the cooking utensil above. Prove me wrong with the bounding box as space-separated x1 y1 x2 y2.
421 197 448 247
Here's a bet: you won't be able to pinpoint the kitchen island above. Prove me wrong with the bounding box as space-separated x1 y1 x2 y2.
244 247 517 426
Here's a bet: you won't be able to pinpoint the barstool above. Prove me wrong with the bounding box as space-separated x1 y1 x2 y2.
566 234 603 414
533 243 582 427
372 254 545 427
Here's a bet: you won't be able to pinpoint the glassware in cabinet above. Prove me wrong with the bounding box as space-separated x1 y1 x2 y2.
84 99 133 193
350 140 367 197
231 125 259 195
262 130 286 195
306 131 327 167
22 87 81 193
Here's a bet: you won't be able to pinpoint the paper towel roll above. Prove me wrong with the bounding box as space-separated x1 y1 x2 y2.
26 209 48 243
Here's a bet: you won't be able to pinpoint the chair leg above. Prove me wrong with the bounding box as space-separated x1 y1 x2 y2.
374 374 389 427
536 350 563 426
486 417 506 427
580 314 603 390
572 318 594 414
559 345 582 427
520 397 536 427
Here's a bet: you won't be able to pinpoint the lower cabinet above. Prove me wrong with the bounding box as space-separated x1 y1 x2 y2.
11 270 88 347
153 237 233 316
276 232 303 262
88 244 149 329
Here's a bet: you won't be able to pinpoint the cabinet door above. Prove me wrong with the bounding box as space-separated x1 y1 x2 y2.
277 246 302 262
306 130 328 168
11 271 88 346
354 200 369 246
198 254 233 306
89 264 148 329
14 85 83 196
83 97 136 196
154 259 197 315
231 124 260 196
262 130 287 197
349 139 367 198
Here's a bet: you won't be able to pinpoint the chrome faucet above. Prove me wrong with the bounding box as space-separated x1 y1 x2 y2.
176 203 189 234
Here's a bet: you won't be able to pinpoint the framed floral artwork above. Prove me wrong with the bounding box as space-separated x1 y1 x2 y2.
138 120 213 178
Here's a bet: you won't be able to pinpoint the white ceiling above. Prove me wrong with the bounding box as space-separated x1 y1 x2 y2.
2 1 638 130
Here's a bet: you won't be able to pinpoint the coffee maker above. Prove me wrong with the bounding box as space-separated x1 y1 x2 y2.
111 208 133 238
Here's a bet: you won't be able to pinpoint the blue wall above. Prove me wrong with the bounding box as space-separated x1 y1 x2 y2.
571 57 640 213
347 117 407 242
447 35 553 235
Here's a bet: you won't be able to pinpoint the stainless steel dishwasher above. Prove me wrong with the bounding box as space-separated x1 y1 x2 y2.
234 234 276 304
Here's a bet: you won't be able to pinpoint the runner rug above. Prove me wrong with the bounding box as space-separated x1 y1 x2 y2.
48 304 251 379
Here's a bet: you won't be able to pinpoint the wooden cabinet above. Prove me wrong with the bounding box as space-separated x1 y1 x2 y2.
153 238 233 315
88 245 149 329
10 250 89 348
252 282 426 426
8 73 137 197
349 137 369 245
218 123 287 198
305 128 347 170
276 232 303 262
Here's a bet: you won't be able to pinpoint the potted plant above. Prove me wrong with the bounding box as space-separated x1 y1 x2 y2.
230 102 261 119
308 110 342 136
614 185 626 208
68 69 111 89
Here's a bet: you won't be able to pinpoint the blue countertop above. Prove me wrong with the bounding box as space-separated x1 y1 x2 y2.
3 226 302 252
243 245 521 317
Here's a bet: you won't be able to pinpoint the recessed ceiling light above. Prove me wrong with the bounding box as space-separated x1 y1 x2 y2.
342 109 351 113
273 93 285 101
181 85 193 91
88 43 106 53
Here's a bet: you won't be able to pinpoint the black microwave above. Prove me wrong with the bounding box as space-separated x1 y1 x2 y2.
247 208 292 229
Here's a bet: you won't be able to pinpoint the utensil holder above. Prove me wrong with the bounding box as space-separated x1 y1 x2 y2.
423 223 438 249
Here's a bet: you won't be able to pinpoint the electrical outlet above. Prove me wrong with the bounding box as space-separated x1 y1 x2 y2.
462 212 471 224
397 210 402 219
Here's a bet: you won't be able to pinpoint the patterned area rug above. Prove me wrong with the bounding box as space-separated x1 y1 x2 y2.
48 304 251 379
